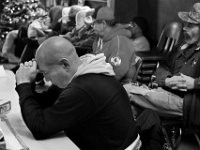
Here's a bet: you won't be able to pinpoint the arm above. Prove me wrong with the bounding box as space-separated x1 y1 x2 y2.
15 60 94 139
108 36 135 81
155 45 182 87
16 60 63 108
16 84 94 140
155 59 173 87
34 84 63 108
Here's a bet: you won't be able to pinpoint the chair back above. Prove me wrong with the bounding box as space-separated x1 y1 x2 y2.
157 22 183 56
132 56 142 83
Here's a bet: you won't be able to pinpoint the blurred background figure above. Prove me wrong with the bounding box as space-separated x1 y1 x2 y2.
130 16 150 52
47 5 63 36
61 5 96 48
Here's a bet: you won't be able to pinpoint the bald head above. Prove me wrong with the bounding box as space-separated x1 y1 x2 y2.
35 37 80 88
36 36 78 66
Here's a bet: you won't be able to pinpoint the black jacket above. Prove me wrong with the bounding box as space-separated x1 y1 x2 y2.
16 74 139 150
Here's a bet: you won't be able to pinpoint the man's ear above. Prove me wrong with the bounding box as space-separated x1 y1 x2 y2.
59 58 70 70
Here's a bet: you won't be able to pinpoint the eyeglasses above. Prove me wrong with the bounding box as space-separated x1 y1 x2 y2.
91 20 105 27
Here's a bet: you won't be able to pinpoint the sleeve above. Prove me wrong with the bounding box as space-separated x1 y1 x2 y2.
155 60 172 86
155 45 182 86
155 49 176 87
107 36 135 80
16 83 94 139
16 83 62 108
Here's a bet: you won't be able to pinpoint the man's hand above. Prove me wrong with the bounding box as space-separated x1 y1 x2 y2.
15 60 38 85
180 73 195 90
165 76 187 91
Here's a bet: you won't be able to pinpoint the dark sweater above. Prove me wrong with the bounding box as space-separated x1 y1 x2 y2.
16 74 138 150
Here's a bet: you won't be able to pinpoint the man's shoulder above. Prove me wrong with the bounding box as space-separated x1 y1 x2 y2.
111 35 131 42
70 74 123 95
71 74 119 89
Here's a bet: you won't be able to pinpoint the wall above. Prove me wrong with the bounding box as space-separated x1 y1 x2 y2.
114 0 137 23
137 0 199 47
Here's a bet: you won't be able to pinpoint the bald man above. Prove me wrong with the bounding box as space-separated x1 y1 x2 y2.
15 37 141 150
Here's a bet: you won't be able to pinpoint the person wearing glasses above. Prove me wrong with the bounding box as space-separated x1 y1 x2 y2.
92 6 137 83
92 6 164 150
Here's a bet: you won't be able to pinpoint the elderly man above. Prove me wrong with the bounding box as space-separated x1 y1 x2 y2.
92 6 137 83
15 36 141 150
125 3 200 118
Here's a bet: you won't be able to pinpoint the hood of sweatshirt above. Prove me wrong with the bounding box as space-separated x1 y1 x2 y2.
72 53 115 79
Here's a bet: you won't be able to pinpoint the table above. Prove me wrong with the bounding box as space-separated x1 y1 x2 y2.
0 69 80 150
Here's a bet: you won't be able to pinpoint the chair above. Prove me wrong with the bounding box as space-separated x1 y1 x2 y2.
175 132 200 150
132 56 143 83
161 116 182 150
157 21 183 56
147 22 182 87
137 59 159 85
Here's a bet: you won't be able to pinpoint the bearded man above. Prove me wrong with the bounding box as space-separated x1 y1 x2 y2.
125 3 200 117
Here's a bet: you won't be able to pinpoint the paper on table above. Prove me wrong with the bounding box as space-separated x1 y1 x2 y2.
123 83 151 96
0 101 11 116
0 118 23 150
0 65 6 77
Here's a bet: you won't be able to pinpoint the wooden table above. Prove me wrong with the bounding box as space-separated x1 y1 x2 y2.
0 69 80 150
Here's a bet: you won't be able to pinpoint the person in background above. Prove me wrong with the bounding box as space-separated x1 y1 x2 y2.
92 6 137 83
125 3 200 118
62 6 96 48
60 6 72 34
48 5 63 34
60 5 83 35
1 16 49 63
1 30 20 63
130 16 150 52
92 7 164 150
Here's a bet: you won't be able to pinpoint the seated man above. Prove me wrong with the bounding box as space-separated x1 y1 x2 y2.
125 3 200 117
15 36 140 150
15 36 164 150
61 6 96 48
92 6 137 83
